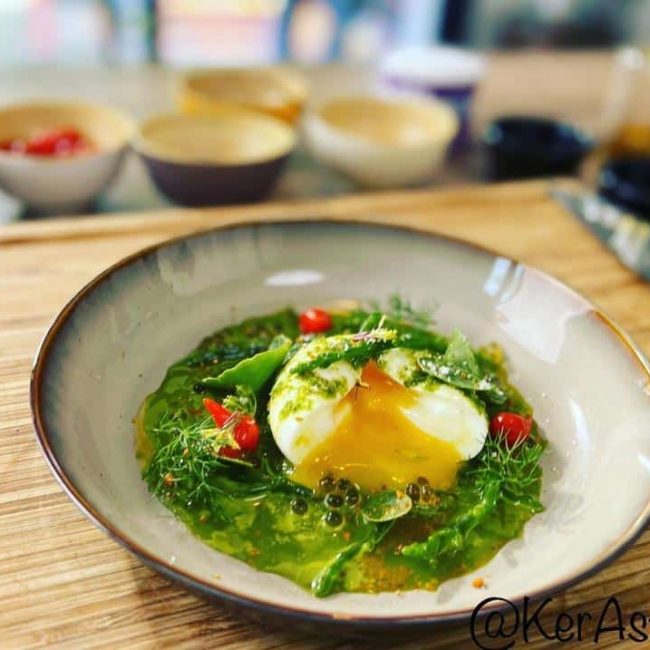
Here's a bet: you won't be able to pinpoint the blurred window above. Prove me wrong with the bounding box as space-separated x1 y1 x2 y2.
0 0 107 66
158 0 286 66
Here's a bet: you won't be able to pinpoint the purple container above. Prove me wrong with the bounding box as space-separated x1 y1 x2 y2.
380 46 486 151
140 153 291 207
134 113 295 207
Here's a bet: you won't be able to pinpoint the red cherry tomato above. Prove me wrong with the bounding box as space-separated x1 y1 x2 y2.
489 412 533 446
218 446 241 459
299 308 332 334
25 131 62 155
2 127 91 157
234 416 260 452
203 397 231 428
203 397 259 456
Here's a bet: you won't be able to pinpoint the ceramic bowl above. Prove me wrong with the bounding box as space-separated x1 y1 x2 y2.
598 157 650 220
133 112 295 206
482 116 594 181
303 96 458 188
380 46 486 150
32 220 650 632
180 67 307 124
31 221 650 630
0 101 134 214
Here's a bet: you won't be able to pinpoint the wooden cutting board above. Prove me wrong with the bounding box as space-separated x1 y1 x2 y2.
2 180 650 649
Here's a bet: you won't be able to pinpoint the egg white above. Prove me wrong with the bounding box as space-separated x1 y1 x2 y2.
268 335 360 465
377 347 488 459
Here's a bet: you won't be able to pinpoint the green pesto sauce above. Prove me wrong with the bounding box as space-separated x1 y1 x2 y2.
137 307 544 596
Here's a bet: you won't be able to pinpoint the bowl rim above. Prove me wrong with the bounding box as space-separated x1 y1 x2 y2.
0 99 136 164
380 45 487 88
132 111 296 167
307 94 459 153
180 65 308 107
30 218 650 629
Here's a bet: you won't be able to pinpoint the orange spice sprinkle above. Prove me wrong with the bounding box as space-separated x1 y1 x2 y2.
472 577 486 589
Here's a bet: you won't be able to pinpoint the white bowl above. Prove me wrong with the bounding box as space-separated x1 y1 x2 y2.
0 102 135 214
303 95 458 188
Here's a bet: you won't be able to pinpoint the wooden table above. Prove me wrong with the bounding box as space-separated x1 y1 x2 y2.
2 180 650 648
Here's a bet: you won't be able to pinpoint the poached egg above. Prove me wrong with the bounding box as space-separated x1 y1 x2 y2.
268 336 488 491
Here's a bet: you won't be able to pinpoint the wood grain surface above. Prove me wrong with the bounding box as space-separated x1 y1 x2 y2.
2 180 650 649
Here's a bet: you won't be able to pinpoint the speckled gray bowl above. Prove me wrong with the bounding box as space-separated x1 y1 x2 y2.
31 220 650 632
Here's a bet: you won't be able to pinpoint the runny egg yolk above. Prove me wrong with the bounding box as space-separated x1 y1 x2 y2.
290 361 462 491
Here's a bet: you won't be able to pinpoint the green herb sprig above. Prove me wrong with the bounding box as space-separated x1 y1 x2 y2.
371 294 437 330
144 415 245 510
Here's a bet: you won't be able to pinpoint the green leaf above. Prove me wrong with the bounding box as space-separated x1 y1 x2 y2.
202 335 292 391
371 294 436 329
417 330 507 403
361 490 412 523
445 329 479 375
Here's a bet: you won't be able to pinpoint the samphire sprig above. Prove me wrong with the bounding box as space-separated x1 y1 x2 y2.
292 328 398 375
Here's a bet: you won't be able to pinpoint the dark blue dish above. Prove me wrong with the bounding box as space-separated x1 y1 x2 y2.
598 157 650 221
482 116 593 181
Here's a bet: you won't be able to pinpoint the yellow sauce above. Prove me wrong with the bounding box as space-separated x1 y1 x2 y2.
291 362 462 491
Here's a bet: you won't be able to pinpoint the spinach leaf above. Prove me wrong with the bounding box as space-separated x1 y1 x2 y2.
202 335 292 391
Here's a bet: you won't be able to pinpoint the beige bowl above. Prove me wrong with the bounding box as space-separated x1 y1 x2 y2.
0 101 134 213
304 95 458 188
180 67 307 125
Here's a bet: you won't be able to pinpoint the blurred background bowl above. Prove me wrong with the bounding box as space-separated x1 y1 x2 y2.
179 67 307 125
380 46 485 150
482 115 593 181
0 101 134 214
304 95 458 188
598 157 650 220
134 111 296 206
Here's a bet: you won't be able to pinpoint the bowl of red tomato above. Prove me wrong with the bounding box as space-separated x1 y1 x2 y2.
0 101 135 214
